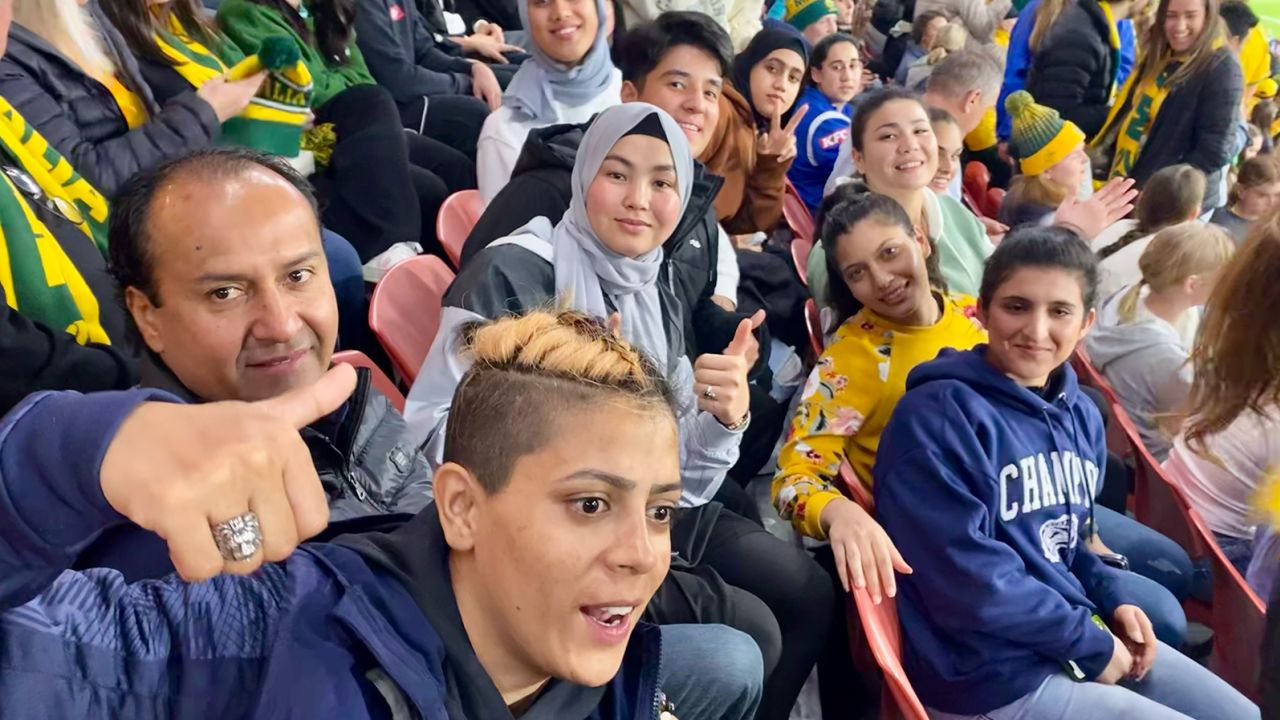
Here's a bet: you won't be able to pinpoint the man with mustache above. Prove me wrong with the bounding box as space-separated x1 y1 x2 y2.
88 145 433 580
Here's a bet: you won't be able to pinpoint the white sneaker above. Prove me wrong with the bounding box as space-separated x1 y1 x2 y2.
363 242 423 283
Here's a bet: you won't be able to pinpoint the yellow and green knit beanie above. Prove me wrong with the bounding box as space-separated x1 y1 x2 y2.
1005 90 1086 176
785 0 837 31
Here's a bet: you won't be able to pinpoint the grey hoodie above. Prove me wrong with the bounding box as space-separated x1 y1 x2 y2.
1085 287 1193 460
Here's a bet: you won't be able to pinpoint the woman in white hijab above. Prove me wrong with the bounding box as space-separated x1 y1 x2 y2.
475 0 622 203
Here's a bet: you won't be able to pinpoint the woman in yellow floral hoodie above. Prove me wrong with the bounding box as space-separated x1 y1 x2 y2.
773 187 986 603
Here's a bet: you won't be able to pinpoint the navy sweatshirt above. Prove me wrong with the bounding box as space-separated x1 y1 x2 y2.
873 346 1134 714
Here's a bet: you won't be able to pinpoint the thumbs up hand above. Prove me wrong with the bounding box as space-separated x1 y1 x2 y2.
692 310 764 428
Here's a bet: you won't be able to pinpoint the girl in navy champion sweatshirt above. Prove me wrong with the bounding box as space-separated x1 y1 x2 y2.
873 227 1258 719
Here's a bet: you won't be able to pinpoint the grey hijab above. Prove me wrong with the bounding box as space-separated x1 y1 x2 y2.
502 0 616 122
500 103 694 371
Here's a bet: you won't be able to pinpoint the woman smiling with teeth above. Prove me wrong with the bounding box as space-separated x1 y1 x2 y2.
808 87 994 310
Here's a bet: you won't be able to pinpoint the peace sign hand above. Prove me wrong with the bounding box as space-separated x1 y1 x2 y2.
758 105 808 163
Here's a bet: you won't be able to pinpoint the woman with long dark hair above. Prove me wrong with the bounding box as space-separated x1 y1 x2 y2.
1091 0 1243 210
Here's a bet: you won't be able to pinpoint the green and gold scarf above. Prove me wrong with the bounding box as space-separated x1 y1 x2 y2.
0 98 112 345
155 17 315 157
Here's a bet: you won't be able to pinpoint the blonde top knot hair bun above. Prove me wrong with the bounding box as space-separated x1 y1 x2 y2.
458 310 676 404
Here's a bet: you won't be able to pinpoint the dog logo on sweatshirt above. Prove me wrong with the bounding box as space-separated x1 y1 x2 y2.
1039 513 1079 564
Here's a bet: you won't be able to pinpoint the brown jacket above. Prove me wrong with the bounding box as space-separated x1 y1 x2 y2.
701 83 791 235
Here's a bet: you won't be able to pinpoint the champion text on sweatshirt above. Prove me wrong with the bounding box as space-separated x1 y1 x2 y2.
873 346 1134 714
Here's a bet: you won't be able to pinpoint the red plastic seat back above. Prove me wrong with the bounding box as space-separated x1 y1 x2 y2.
332 350 405 412
368 255 456 385
791 232 815 286
851 588 929 720
435 189 483 268
1166 456 1267 701
986 187 1006 218
804 298 824 360
963 161 990 201
782 180 816 247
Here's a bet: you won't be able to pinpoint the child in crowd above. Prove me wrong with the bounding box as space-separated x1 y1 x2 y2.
893 9 948 85
901 21 965 91
785 0 840 46
1094 163 1205 298
999 91 1089 228
0 313 760 720
876 227 1260 720
1166 221 1280 576
1210 154 1280 244
1087 223 1235 460
787 32 863 213
407 103 835 720
475 0 619 201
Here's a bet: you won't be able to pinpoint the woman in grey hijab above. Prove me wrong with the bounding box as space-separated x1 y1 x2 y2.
475 0 623 201
408 102 750 506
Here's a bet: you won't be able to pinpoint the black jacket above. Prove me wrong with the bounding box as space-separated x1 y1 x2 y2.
459 119 746 359
0 2 220 198
0 187 135 416
73 359 434 582
0 304 134 418
1025 0 1117 139
140 356 434 522
354 0 476 105
1099 47 1243 209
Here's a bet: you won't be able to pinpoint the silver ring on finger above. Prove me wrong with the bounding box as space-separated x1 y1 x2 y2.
702 385 718 401
211 511 263 562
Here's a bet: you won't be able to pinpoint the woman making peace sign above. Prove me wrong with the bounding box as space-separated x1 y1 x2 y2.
705 28 810 234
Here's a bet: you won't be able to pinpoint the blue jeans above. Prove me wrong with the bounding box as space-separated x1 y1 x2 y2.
659 624 762 720
927 641 1259 720
1095 506 1190 647
1214 532 1254 577
1095 506 1194 601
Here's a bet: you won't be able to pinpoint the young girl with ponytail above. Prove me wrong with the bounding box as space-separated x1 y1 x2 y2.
1086 222 1235 459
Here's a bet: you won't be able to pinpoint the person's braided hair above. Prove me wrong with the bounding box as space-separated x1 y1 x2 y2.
443 311 678 491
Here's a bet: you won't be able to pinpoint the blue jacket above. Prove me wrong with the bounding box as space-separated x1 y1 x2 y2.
787 86 854 213
997 1 1135 140
0 389 665 720
872 347 1134 714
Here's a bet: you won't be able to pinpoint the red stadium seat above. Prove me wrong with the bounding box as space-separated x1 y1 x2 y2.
850 588 929 720
435 189 483 269
1166 454 1267 701
804 298 824 360
368 255 455 385
332 350 405 412
791 231 815 287
840 461 874 512
782 179 816 248
1074 349 1266 700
